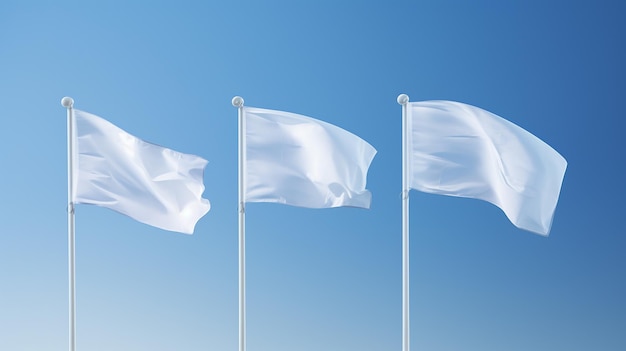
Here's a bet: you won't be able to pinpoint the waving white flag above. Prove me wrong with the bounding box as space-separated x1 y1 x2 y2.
408 100 567 235
243 107 376 209
72 109 210 234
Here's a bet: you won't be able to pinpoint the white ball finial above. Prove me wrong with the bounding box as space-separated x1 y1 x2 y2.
397 94 409 105
61 96 74 108
232 96 244 107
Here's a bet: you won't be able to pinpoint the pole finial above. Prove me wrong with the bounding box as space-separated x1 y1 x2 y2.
61 97 74 108
232 96 244 108
397 94 409 105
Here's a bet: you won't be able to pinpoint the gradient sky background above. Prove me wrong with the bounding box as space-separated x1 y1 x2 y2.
1 1 625 350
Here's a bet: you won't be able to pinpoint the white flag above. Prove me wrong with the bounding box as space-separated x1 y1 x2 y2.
71 109 211 234
408 101 567 235
244 107 376 209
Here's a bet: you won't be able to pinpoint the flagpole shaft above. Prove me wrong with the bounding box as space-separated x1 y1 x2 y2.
398 94 410 351
234 96 246 351
63 97 76 351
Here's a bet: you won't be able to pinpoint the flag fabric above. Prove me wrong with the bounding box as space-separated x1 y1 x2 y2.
71 109 211 234
407 100 567 235
243 106 377 209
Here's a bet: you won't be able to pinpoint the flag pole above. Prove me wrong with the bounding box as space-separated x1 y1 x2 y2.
398 93 410 351
232 96 246 351
62 96 76 351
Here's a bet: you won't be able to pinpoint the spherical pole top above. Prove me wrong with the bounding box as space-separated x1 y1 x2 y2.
397 94 409 105
61 96 74 108
232 96 244 108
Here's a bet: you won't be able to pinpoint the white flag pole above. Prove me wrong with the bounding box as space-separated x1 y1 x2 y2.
398 94 410 351
62 96 76 351
232 96 246 351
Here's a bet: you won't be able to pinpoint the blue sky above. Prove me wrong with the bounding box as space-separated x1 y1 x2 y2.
1 1 625 350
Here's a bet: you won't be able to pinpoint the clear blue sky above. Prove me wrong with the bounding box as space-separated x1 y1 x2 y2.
1 1 625 350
